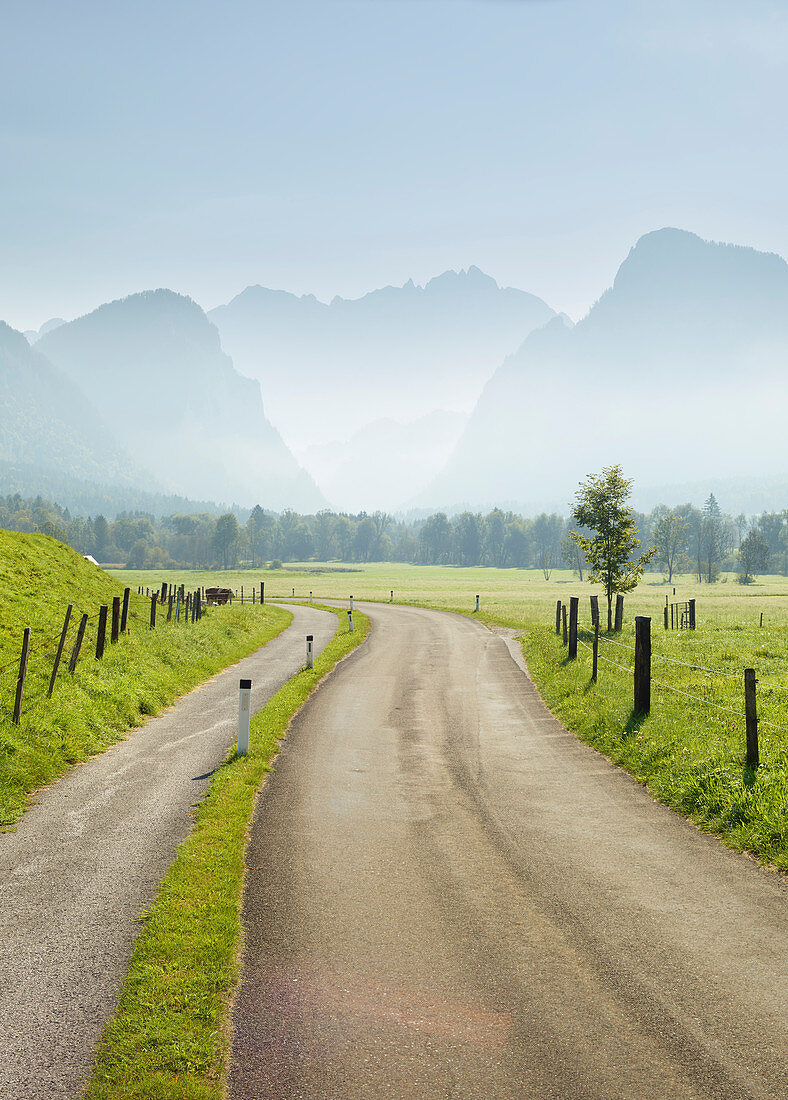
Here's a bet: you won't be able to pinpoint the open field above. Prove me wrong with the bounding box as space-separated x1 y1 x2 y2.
115 563 788 869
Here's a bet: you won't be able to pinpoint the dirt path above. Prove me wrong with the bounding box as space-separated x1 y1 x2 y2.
0 604 337 1100
230 602 788 1100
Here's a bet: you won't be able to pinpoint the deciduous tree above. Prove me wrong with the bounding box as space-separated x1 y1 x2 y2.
569 465 655 630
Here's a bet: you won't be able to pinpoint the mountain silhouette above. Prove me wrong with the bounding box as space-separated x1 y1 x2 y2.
209 267 554 456
38 290 326 511
0 321 140 487
420 229 788 512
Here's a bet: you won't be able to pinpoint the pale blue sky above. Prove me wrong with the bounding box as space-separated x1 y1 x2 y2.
2 0 787 329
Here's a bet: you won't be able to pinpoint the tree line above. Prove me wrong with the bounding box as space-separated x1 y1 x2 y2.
0 490 779 582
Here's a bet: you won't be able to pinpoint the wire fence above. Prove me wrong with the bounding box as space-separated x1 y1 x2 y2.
1 581 218 726
555 595 788 763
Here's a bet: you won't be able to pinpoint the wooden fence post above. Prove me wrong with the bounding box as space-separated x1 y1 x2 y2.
161 582 168 605
689 598 696 630
568 596 578 660
590 595 599 626
48 605 73 697
744 668 759 768
69 614 88 673
555 600 561 635
664 596 668 630
167 592 173 621
150 594 156 630
614 594 624 632
111 596 120 643
592 616 599 682
121 587 130 633
261 581 265 604
634 616 651 714
13 627 31 723
96 605 108 659
562 604 568 645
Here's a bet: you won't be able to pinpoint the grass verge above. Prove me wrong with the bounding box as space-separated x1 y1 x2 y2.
0 601 292 827
83 605 370 1100
522 622 788 870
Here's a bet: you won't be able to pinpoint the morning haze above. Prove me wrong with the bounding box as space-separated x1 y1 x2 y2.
4 5 788 1100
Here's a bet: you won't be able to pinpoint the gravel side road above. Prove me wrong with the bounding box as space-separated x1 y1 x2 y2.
0 603 337 1100
230 602 788 1100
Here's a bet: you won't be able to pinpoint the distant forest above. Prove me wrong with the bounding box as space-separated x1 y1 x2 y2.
0 491 782 582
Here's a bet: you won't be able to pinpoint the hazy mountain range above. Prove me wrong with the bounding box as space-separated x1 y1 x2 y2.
421 229 788 513
3 230 788 519
208 266 555 450
36 291 325 512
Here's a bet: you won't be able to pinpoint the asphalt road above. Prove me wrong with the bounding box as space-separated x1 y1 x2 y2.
0 603 337 1100
230 602 788 1100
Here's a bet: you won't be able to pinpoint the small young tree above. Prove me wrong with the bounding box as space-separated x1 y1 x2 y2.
738 528 769 584
569 465 656 630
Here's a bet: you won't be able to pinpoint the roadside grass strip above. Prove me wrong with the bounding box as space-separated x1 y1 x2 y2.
523 623 788 872
83 606 370 1100
0 602 293 828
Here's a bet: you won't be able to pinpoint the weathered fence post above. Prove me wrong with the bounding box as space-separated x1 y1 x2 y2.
150 594 156 630
555 600 562 635
634 616 651 714
96 605 108 659
689 598 696 630
744 668 759 768
614 594 624 632
306 634 314 669
562 604 568 645
13 627 31 723
664 596 669 630
48 604 73 697
590 595 599 626
121 587 131 633
175 592 181 622
260 581 264 604
69 614 88 673
111 596 120 643
161 582 168 605
568 596 578 660
759 612 764 628
167 592 173 621
592 616 599 682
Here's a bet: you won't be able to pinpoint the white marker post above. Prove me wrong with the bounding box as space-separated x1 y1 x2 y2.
350 595 354 612
306 634 314 669
475 594 480 613
238 677 252 756
309 590 313 603
347 609 354 633
390 590 393 602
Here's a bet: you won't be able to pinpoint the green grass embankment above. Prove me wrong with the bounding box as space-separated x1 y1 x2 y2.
0 532 291 826
84 605 370 1100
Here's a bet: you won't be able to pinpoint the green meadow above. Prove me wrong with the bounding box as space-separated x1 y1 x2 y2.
0 532 292 826
117 562 788 869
